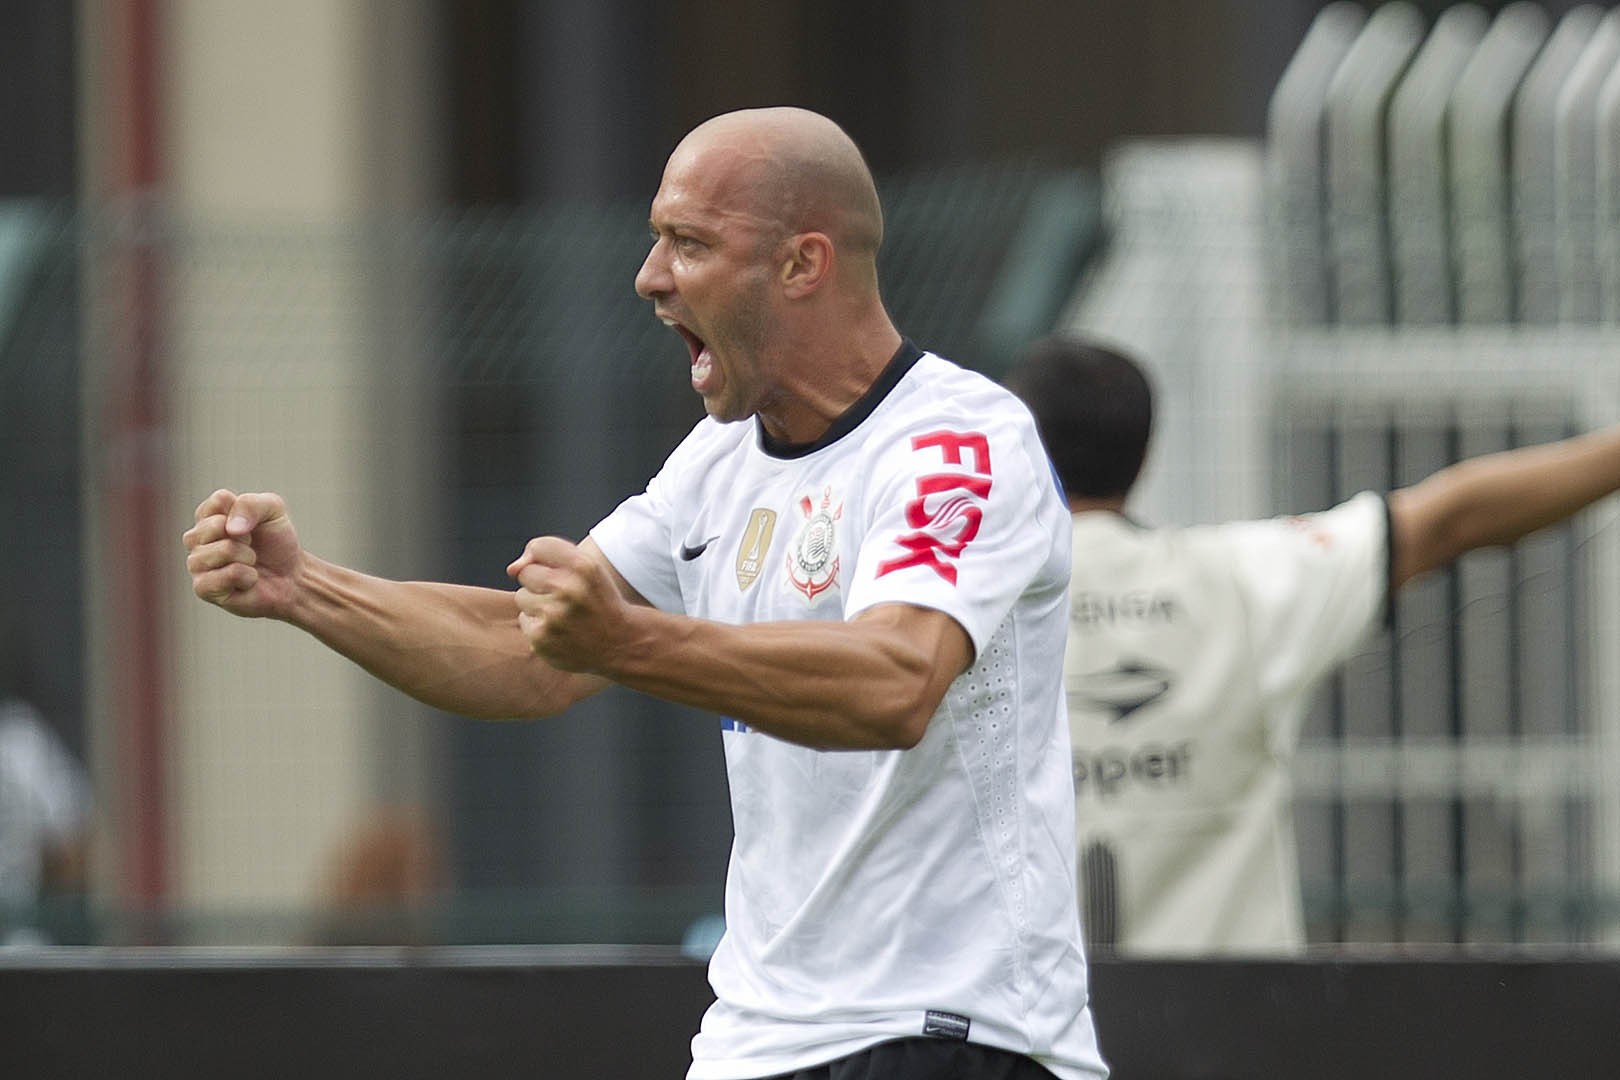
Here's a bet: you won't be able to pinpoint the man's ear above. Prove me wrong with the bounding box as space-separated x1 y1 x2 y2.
780 232 832 298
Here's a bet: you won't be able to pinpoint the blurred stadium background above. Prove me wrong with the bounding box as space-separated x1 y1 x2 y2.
3 0 1620 1076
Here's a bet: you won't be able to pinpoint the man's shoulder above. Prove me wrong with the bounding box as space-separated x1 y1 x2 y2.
909 349 1007 394
887 351 1034 429
665 415 756 464
1073 512 1246 569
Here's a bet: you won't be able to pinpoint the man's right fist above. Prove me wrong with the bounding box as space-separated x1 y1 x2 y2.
183 489 303 618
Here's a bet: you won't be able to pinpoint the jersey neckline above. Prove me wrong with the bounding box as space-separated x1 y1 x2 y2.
757 338 925 460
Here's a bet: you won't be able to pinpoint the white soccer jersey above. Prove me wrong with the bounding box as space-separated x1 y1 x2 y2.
1064 492 1389 955
591 344 1107 1080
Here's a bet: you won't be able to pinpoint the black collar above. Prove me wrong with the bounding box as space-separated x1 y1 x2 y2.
758 339 925 460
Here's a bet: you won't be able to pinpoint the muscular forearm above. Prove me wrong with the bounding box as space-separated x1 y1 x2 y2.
290 555 603 719
597 603 969 751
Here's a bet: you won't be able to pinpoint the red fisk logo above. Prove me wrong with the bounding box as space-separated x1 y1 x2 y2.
876 430 992 585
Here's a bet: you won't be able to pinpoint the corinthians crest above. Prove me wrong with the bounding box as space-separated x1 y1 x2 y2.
785 486 842 603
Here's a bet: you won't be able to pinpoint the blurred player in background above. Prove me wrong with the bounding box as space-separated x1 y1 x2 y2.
185 108 1107 1080
1007 334 1620 956
0 695 91 947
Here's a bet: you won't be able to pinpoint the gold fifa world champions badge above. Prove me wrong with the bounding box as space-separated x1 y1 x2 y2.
736 508 777 590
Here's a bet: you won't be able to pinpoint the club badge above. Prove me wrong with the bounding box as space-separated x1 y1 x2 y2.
785 486 842 603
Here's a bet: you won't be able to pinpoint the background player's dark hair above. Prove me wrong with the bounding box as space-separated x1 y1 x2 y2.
1005 335 1154 500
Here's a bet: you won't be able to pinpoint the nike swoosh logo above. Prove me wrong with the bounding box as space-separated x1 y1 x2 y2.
679 535 720 561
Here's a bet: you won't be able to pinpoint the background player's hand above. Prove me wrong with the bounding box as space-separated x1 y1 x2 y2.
183 489 304 619
507 537 632 673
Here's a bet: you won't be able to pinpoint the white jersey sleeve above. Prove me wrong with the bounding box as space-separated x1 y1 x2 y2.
589 420 728 614
845 378 1070 656
1223 490 1391 752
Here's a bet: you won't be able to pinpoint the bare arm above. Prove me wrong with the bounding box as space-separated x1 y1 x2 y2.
1389 423 1620 589
609 601 970 750
184 490 608 719
510 536 974 750
290 557 610 719
187 490 974 740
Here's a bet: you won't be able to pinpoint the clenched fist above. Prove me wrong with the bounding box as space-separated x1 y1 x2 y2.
506 536 633 673
182 489 304 619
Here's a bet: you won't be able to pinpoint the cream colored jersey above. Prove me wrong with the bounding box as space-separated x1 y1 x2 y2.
592 344 1107 1079
1065 492 1389 954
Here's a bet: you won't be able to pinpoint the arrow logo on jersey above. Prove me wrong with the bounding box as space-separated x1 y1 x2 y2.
1071 659 1172 723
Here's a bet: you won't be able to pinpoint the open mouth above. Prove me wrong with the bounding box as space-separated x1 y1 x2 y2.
663 317 715 390
670 321 705 364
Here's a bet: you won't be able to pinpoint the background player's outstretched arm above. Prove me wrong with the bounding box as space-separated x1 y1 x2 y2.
1389 424 1620 588
184 489 609 720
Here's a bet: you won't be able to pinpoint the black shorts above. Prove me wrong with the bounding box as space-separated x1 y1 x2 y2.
759 1037 1060 1080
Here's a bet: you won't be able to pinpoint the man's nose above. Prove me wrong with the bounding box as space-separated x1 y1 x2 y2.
635 241 669 300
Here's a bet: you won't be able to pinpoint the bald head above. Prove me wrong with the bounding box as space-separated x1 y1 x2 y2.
676 107 885 264
639 107 903 440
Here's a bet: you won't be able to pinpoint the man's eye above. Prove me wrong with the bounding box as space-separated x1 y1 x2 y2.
675 236 703 254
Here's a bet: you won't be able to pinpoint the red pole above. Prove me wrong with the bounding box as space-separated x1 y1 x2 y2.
104 0 170 935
